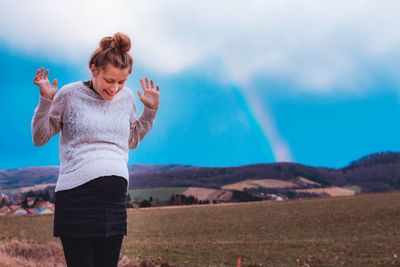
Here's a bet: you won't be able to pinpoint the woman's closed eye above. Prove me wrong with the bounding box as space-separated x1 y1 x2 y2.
104 78 125 85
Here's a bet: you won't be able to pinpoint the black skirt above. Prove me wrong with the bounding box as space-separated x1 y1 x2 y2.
53 175 128 238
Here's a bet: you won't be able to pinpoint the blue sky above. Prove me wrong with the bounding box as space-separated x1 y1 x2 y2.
1 1 400 170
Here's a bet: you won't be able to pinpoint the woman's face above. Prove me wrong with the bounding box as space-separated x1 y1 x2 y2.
90 64 130 101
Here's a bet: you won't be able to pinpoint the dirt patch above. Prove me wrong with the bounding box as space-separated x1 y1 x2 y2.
295 177 321 187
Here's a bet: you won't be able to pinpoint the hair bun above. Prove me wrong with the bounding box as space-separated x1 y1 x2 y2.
113 32 131 53
99 36 114 50
99 32 131 53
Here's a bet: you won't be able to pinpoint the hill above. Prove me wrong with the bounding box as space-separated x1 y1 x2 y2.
1 151 400 193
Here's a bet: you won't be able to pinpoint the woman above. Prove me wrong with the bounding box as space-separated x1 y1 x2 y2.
31 32 159 267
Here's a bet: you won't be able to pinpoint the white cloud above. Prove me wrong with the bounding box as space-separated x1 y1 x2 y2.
1 0 400 92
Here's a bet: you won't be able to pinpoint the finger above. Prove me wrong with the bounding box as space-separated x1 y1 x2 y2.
38 67 44 78
44 69 49 80
33 71 41 84
150 80 154 89
140 79 146 90
145 77 149 88
137 89 143 99
156 85 159 92
53 79 58 89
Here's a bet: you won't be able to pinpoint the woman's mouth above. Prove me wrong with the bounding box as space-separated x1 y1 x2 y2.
104 89 116 97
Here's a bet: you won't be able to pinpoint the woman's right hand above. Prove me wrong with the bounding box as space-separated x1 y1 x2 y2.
33 67 58 100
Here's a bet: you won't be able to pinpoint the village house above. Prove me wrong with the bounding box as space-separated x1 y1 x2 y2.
31 206 54 215
8 205 29 216
0 199 55 216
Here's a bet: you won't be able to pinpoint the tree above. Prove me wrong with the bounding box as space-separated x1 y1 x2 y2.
139 200 152 208
169 194 176 204
187 196 197 205
43 191 50 201
26 190 34 198
21 198 29 208
0 198 6 208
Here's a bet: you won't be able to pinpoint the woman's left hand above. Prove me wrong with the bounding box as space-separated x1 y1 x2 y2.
137 77 160 110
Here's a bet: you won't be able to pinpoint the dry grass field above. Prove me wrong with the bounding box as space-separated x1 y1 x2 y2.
1 191 400 266
222 179 300 190
295 187 356 197
182 187 233 202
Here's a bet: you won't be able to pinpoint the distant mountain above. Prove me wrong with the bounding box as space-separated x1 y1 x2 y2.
0 166 59 189
1 151 400 193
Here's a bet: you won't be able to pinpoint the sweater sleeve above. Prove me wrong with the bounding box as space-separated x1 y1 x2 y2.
128 99 158 149
31 91 66 146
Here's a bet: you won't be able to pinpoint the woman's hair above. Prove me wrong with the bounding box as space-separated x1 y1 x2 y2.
89 32 133 73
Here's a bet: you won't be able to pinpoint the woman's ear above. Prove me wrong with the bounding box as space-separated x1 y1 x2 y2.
90 64 98 76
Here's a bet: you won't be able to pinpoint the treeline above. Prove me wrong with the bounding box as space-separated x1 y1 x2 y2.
169 194 217 205
127 194 223 208
244 187 321 200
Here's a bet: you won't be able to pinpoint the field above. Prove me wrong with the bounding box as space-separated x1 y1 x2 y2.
295 187 356 197
1 191 400 266
128 187 188 203
221 179 300 190
221 177 323 191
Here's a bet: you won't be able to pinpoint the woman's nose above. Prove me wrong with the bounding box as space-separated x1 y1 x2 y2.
111 83 118 91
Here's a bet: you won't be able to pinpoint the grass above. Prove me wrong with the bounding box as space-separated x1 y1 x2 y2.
0 240 65 267
1 191 400 266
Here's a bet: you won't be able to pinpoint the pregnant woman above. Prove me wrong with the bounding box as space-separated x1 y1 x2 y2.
31 32 159 267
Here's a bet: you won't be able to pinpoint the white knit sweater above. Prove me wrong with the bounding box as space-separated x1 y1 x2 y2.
31 81 157 192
